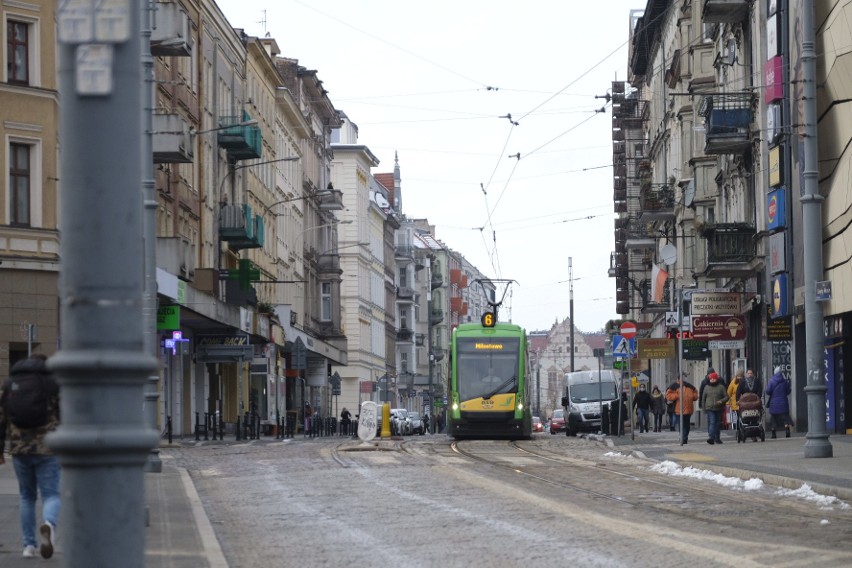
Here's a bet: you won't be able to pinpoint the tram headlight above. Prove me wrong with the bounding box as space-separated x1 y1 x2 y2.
517 402 524 410
452 402 459 411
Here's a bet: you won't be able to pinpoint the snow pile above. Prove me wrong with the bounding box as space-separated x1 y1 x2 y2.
650 460 764 491
603 451 632 459
775 484 850 510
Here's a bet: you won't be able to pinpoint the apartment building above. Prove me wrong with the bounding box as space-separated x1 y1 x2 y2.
611 0 852 434
0 1 60 373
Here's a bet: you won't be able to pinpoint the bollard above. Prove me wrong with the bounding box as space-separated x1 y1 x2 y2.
601 404 610 435
167 415 172 445
236 416 241 441
195 412 200 441
204 412 209 441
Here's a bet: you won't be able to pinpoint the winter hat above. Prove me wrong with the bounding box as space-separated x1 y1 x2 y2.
708 372 719 382
774 366 782 374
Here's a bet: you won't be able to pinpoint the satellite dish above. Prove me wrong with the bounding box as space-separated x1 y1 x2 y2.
684 179 695 208
660 243 677 265
373 193 390 208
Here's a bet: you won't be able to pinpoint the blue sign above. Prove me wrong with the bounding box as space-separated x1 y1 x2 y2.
767 187 786 231
771 273 789 318
611 335 635 358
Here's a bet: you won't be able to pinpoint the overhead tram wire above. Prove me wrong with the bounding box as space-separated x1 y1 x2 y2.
292 0 494 89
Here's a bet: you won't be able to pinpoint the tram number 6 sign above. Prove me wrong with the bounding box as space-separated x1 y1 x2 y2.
481 312 495 328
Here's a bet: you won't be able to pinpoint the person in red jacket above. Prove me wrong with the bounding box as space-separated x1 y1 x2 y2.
665 373 699 444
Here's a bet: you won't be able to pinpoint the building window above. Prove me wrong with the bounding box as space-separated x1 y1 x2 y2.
10 143 31 226
320 282 331 321
399 266 407 288
400 308 408 329
7 20 29 84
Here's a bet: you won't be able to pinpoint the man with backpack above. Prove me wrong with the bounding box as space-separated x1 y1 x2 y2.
0 354 60 559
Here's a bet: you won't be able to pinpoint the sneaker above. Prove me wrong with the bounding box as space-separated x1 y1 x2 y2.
39 522 55 559
707 439 715 445
23 545 37 558
715 439 723 444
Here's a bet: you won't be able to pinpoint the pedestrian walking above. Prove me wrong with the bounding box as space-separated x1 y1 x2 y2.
766 367 793 439
700 372 729 445
650 385 666 432
0 354 60 559
698 366 716 412
727 371 743 430
737 368 764 401
632 383 652 433
340 407 352 435
665 374 698 444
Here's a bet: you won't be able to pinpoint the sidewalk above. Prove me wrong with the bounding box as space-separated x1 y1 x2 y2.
599 428 852 501
0 450 226 567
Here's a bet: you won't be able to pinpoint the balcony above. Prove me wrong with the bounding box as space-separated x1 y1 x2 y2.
219 204 263 249
699 94 753 155
639 186 675 221
396 328 414 343
431 272 443 290
701 223 762 278
150 1 193 57
450 296 464 314
430 308 444 326
318 321 345 339
317 253 341 274
394 244 415 260
702 0 749 23
625 223 656 250
318 188 344 210
217 114 262 160
396 286 415 300
640 278 671 313
152 114 193 163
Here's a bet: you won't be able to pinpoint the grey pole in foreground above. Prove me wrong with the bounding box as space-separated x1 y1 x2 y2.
800 0 832 458
142 0 162 473
52 2 160 566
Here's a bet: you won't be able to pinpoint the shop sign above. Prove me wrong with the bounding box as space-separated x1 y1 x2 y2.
691 315 746 341
637 338 675 360
769 232 786 274
768 146 783 187
771 274 789 318
764 56 784 103
691 292 742 315
156 305 180 331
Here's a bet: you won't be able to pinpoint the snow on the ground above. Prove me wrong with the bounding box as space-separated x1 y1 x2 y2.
648 460 850 510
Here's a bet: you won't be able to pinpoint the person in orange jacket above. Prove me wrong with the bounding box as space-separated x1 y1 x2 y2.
665 373 699 444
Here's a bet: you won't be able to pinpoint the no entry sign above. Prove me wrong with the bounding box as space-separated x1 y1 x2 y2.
620 321 637 339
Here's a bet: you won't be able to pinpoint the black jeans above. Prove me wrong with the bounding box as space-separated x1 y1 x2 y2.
653 413 663 431
678 413 692 442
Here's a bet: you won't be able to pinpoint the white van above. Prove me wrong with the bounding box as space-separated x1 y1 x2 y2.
562 370 621 436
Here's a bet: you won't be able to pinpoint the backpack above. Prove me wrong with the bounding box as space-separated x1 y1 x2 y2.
1 373 50 429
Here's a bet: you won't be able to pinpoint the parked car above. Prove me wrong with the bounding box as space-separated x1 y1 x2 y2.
390 408 410 436
532 416 544 433
407 411 425 435
549 409 566 434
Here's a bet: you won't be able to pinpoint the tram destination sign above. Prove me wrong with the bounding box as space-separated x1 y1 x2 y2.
690 292 742 315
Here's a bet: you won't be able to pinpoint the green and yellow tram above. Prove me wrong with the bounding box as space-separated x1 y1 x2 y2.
449 320 532 439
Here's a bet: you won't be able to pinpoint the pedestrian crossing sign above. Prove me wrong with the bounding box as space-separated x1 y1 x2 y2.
611 335 635 358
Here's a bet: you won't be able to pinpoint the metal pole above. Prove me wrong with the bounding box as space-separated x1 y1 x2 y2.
569 258 574 373
800 0 832 458
428 294 435 434
141 0 161 473
597 353 603 434
536 350 541 417
678 289 685 445
628 348 634 440
52 2 158 565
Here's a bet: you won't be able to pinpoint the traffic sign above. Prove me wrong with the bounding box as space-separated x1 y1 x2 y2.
620 321 637 339
611 335 635 358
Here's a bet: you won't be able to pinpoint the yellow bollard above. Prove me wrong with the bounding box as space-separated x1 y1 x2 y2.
380 403 392 439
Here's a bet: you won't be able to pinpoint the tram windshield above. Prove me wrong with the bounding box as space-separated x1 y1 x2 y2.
455 337 520 401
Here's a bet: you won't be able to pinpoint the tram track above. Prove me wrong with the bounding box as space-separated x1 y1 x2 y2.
449 438 852 537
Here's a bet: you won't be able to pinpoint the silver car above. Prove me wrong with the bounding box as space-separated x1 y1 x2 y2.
390 408 411 435
407 411 425 435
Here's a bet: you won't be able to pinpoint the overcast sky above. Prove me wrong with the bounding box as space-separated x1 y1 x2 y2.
215 0 643 333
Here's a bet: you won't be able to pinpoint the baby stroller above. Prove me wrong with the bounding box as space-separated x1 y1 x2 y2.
736 392 766 442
